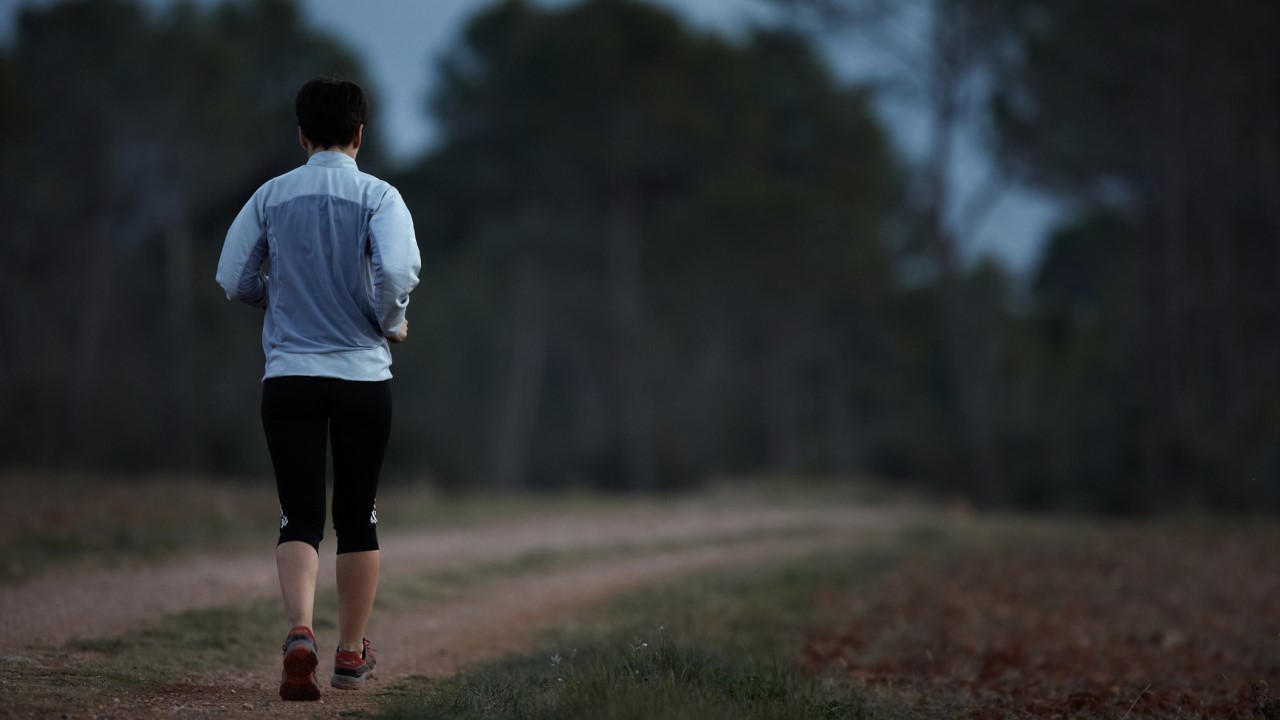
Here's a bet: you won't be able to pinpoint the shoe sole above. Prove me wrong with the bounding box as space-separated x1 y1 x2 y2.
330 668 375 690
280 643 321 701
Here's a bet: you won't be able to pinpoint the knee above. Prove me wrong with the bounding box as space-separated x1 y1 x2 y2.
334 503 379 555
278 506 324 552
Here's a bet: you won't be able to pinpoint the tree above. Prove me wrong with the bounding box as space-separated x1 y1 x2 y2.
395 0 903 491
969 0 1280 507
0 0 375 471
772 0 1018 501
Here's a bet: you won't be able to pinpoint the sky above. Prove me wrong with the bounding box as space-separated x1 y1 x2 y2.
0 0 1060 274
303 0 783 161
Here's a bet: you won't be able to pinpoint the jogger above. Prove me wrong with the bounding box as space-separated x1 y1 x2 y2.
216 76 421 701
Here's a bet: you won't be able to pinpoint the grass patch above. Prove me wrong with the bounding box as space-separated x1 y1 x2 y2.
0 520 275 584
0 474 280 583
1 655 157 712
6 598 290 714
378 635 864 720
372 538 938 720
370 517 1280 720
67 596 286 674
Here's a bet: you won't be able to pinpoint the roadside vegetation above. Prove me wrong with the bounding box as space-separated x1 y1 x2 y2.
6 476 1277 719
1 476 897 716
372 550 897 720
0 474 278 583
0 474 653 584
376 518 1280 720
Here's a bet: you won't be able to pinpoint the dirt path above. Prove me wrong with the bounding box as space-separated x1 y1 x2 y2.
147 532 869 719
0 502 896 649
1 501 906 718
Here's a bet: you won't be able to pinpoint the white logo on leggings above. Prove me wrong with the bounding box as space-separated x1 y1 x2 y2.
280 506 289 530
370 500 378 525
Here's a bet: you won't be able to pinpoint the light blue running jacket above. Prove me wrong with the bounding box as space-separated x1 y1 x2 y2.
216 151 422 381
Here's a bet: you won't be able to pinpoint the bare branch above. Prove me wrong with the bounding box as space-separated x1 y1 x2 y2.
956 155 1019 245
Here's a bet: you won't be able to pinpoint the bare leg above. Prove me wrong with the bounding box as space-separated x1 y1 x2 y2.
336 550 380 651
276 541 319 629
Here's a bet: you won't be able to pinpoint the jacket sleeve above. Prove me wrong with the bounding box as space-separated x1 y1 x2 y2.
215 187 270 309
368 186 422 337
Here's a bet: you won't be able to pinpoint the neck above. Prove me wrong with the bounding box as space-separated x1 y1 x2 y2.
308 145 358 160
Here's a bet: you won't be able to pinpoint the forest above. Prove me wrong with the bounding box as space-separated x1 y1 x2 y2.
2 0 1278 512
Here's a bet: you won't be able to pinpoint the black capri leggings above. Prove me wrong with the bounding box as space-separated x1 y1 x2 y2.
261 376 391 554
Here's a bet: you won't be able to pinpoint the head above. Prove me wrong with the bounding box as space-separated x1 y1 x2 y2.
295 76 368 155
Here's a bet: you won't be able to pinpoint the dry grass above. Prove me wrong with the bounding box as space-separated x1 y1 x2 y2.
0 473 279 582
799 519 1280 719
0 472 634 583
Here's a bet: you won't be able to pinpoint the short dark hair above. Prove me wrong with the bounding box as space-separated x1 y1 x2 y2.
295 77 369 149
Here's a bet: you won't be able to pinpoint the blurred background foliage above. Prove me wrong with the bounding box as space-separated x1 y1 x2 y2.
2 0 1278 512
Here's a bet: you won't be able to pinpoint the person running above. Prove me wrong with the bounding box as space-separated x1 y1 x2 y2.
216 76 422 702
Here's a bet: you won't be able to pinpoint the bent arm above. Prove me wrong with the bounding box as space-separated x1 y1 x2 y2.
368 187 422 337
216 189 270 309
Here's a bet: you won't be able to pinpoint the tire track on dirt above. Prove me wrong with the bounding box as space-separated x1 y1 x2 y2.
3 502 908 718
0 503 897 649
142 529 881 719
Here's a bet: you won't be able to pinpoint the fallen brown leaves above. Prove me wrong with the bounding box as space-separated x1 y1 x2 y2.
799 522 1280 719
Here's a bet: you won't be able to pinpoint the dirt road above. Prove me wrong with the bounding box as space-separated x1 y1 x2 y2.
1 499 904 718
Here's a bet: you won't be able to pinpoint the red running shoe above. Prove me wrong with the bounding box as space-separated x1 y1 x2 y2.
331 638 377 689
279 625 321 701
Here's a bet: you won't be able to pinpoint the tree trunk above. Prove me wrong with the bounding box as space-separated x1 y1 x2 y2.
606 182 655 492
764 314 803 472
66 218 116 456
1142 34 1195 500
490 260 549 491
824 338 859 475
1254 49 1280 390
564 330 612 463
164 222 195 466
1208 91 1249 503
924 34 1000 501
688 324 733 473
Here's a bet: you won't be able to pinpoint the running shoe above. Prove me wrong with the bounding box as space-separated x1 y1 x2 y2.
279 625 321 701
331 638 377 689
